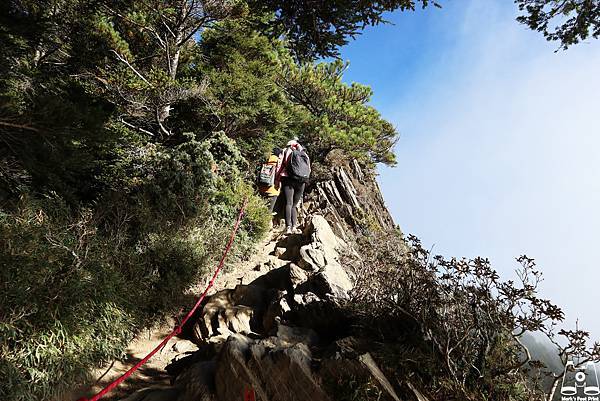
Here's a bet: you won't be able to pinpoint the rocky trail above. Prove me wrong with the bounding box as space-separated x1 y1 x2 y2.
74 161 418 401
110 214 409 401
72 233 281 401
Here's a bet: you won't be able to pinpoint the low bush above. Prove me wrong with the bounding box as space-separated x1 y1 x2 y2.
0 132 269 401
350 232 599 401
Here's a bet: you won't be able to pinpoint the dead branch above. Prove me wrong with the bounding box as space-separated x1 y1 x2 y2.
110 50 150 85
118 118 156 137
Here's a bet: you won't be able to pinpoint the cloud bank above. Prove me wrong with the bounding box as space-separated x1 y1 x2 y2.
368 2 600 335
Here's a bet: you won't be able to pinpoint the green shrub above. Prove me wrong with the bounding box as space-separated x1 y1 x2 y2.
0 198 136 400
0 133 269 401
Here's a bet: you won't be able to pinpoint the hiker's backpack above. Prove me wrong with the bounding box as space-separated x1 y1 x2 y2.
257 161 277 186
286 148 311 182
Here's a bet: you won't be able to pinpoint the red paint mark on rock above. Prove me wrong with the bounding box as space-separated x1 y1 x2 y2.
244 387 256 401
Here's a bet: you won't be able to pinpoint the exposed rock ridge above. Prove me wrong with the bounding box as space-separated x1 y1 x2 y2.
307 159 396 239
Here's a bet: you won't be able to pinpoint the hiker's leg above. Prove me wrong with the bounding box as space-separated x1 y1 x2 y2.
283 181 294 228
273 193 284 223
291 181 305 228
268 195 277 214
295 182 305 205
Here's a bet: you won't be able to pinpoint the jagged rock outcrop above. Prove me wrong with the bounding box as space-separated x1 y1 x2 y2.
305 156 396 239
298 215 354 299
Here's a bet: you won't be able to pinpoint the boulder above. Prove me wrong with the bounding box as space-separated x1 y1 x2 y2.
174 361 217 401
289 263 308 289
304 215 346 254
298 216 355 299
262 290 291 333
312 263 353 300
292 292 321 306
165 344 217 379
222 305 253 334
287 296 351 341
171 339 197 354
298 216 353 292
275 324 319 347
192 285 272 343
273 234 304 260
274 246 287 257
214 334 331 401
298 245 325 272
194 303 253 342
231 284 270 308
248 266 291 291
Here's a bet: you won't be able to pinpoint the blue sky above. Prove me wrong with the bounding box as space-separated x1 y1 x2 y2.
339 1 600 337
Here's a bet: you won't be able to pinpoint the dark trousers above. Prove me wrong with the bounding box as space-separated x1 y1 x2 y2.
267 195 277 214
260 193 278 214
282 177 305 228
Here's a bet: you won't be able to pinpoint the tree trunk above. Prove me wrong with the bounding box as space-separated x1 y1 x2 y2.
156 0 187 136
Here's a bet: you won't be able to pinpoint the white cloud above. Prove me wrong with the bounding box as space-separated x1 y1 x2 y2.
379 1 600 336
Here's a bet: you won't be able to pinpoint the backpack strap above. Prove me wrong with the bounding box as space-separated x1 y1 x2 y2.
284 147 292 165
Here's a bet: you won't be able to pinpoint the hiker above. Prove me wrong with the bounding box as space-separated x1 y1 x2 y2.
257 147 283 214
276 139 311 234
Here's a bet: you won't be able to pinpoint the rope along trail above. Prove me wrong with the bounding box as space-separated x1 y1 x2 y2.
78 198 248 401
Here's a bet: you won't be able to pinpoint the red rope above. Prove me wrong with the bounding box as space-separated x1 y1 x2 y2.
78 198 248 401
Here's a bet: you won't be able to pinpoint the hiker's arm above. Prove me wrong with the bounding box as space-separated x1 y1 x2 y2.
274 150 285 182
